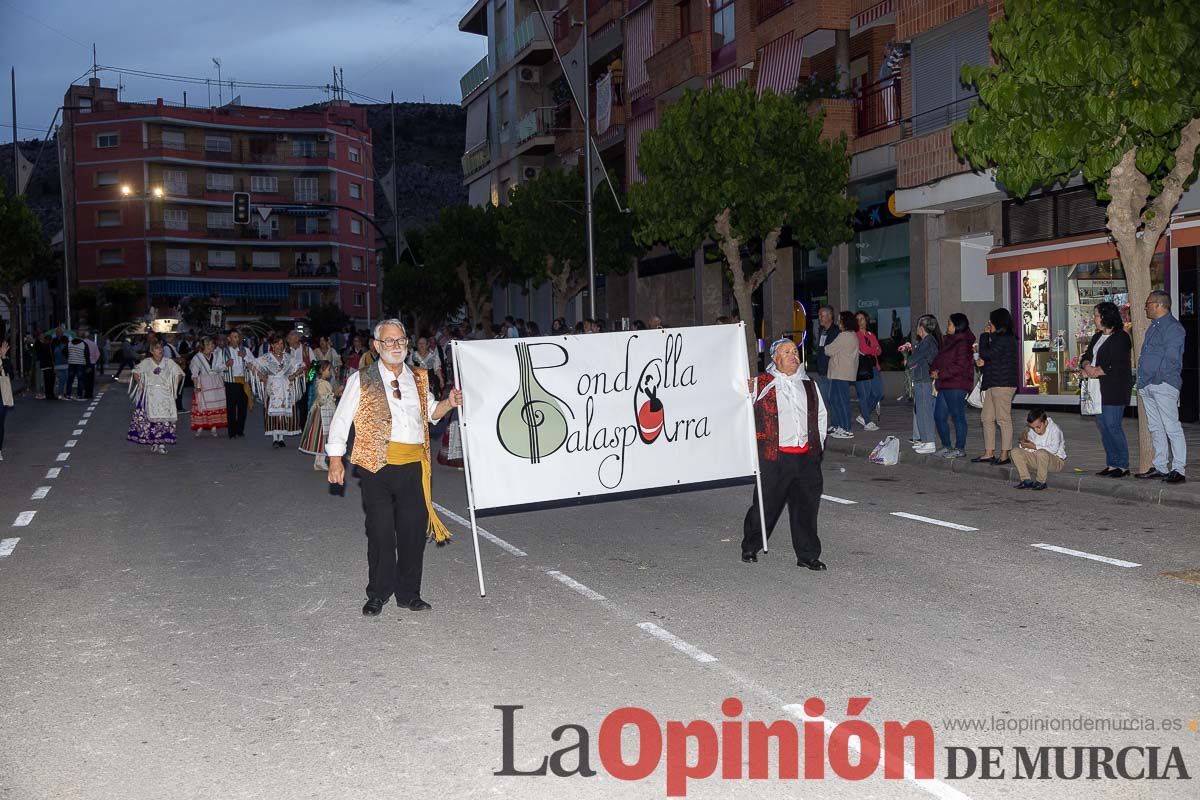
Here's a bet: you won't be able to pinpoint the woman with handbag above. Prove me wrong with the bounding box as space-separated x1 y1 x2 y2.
931 313 975 459
1080 301 1133 477
825 312 861 438
854 311 884 431
972 308 1019 465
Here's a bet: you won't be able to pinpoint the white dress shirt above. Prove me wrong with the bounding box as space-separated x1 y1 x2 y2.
768 369 828 449
326 362 440 457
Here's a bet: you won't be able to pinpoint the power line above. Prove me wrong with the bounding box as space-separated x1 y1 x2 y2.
0 0 91 50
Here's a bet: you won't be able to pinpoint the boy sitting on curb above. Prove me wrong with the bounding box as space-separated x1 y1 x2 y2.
1013 408 1067 491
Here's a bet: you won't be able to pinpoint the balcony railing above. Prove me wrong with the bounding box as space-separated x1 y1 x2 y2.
290 261 339 278
460 55 489 100
498 12 551 64
462 140 491 176
855 77 901 136
516 107 556 143
757 0 794 22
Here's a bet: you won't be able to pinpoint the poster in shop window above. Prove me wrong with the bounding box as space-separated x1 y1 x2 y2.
1021 268 1050 388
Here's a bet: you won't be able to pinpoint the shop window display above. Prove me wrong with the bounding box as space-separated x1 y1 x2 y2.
1016 254 1164 398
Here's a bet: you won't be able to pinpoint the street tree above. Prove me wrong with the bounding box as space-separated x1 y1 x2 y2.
953 0 1200 471
630 84 855 365
304 303 350 340
423 204 507 328
499 168 637 319
100 279 143 333
0 189 53 353
381 228 463 336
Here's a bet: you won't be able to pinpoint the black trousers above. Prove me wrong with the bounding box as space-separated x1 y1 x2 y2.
66 364 85 398
741 451 823 561
360 462 429 602
0 403 7 449
83 365 96 399
40 368 56 400
224 382 248 436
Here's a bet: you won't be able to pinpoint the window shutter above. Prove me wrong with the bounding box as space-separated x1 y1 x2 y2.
911 27 956 136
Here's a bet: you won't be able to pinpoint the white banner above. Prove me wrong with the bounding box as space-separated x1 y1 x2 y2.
454 325 758 510
595 72 612 136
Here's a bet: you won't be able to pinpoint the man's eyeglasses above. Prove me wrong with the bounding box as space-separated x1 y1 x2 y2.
391 379 402 400
379 337 408 348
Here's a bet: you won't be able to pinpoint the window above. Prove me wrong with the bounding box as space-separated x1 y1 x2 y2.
351 254 363 271
206 172 234 191
96 132 119 148
295 177 319 202
349 182 362 199
205 135 232 153
207 211 234 229
291 138 318 157
296 217 319 235
96 170 120 187
252 251 281 269
711 0 735 52
327 141 336 159
97 209 121 227
353 292 365 307
99 248 122 266
678 0 693 37
251 175 278 193
165 248 191 275
163 208 189 231
296 289 322 310
349 146 361 163
254 217 279 238
163 169 188 195
350 218 363 235
911 8 989 136
208 249 236 268
161 130 186 150
78 97 92 114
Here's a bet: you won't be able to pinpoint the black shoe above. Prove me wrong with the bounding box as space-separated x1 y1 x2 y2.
362 597 385 616
1031 481 1048 491
278 440 287 448
1097 467 1115 476
970 455 995 464
1108 469 1129 478
1164 470 1187 484
993 458 1011 466
1135 468 1166 480
741 551 758 563
397 597 432 611
1015 480 1034 489
797 558 827 571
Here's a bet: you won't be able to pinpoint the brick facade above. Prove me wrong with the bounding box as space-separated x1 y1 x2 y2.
896 0 1003 41
896 128 967 189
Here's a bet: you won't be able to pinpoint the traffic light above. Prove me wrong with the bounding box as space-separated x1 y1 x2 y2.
233 192 251 225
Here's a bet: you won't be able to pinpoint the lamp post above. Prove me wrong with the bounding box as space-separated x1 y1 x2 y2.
118 184 166 324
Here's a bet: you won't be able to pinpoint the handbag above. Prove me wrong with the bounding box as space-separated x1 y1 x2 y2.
0 373 12 407
855 354 876 382
1080 377 1102 416
967 375 985 409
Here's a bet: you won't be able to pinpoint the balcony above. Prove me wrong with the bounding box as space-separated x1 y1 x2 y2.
647 32 707 99
460 55 489 101
290 260 339 278
809 97 857 142
462 140 491 177
855 77 901 137
754 0 850 40
498 12 553 66
757 0 793 22
514 107 556 155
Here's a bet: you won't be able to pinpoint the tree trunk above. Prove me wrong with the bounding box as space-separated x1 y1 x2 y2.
713 209 779 374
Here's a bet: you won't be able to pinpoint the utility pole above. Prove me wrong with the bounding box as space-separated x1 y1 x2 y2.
391 91 400 273
10 68 18 194
582 19 596 319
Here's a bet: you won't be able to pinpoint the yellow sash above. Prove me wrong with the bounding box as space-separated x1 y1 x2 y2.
386 442 453 544
234 376 254 410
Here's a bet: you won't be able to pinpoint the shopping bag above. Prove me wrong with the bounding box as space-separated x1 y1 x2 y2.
967 376 985 409
868 436 900 466
1080 377 1102 416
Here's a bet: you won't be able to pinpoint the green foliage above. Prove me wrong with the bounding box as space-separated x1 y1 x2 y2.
422 203 507 325
953 0 1200 200
99 279 143 331
629 84 855 276
304 303 351 340
381 227 463 333
792 74 853 106
0 188 53 301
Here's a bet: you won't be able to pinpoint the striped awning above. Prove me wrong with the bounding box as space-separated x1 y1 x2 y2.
626 108 659 186
756 32 804 97
706 65 751 90
149 279 291 300
625 4 654 99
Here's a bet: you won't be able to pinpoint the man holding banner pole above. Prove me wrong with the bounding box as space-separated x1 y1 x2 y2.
741 338 829 570
326 319 463 617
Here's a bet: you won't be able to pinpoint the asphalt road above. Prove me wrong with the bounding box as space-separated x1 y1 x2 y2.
1 376 1198 800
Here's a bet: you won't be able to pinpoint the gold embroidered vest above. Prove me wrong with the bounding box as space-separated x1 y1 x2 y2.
350 361 432 473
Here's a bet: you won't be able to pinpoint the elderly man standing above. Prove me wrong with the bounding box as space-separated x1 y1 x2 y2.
327 320 464 616
1135 290 1187 483
741 337 829 570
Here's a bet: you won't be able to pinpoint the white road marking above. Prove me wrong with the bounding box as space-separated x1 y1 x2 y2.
546 571 606 601
13 511 36 527
45 468 61 479
82 413 92 418
73 429 84 435
0 538 19 558
433 503 527 557
1031 543 1141 568
65 440 78 448
821 494 857 505
783 704 971 800
77 420 88 426
891 512 978 532
56 452 70 461
636 622 718 664
31 487 51 500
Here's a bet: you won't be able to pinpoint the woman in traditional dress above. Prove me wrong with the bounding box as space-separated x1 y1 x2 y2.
299 361 339 470
251 332 304 448
408 334 444 398
311 336 342 389
127 340 185 454
188 336 228 436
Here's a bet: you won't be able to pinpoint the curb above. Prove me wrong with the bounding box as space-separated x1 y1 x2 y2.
825 438 1200 511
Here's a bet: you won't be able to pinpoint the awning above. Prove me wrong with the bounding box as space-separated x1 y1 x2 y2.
756 32 803 97
1171 216 1200 248
986 233 1165 275
626 108 659 186
625 4 654 98
707 65 751 90
149 279 291 300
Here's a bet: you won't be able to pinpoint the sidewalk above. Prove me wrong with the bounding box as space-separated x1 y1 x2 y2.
825 398 1200 510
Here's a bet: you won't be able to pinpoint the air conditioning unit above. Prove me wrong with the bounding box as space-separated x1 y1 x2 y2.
522 166 542 181
518 66 541 84
194 260 203 272
275 133 289 142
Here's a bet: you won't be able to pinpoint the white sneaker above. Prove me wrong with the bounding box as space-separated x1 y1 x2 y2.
0 450 4 461
855 415 866 427
914 443 937 454
830 429 854 439
864 422 879 431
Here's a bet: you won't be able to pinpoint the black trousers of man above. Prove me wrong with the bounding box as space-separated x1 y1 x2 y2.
360 462 428 602
224 381 248 437
83 364 96 399
40 367 56 400
741 451 823 561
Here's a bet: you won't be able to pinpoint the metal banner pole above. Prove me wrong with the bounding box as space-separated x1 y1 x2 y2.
452 341 487 597
739 322 770 554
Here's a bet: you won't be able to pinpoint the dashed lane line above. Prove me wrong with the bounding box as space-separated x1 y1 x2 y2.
546 570 606 601
821 494 857 505
31 487 51 500
55 453 70 462
433 503 527 557
45 468 61 479
0 539 18 558
637 622 718 663
65 440 77 448
12 511 36 527
72 429 83 435
1031 543 1141 569
891 512 978 532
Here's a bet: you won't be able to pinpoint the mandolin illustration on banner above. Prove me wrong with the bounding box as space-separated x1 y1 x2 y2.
496 342 573 464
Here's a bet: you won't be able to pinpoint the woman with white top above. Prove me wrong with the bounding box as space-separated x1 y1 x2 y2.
188 337 228 436
409 335 444 398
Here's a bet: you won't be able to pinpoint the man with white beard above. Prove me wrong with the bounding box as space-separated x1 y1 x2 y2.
326 320 464 617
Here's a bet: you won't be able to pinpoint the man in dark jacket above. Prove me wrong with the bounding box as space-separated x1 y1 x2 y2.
812 306 839 406
1136 291 1186 482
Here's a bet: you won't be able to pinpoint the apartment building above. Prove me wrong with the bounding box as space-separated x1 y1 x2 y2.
60 79 379 327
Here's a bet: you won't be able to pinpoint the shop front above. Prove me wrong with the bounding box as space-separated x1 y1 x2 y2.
848 177 910 369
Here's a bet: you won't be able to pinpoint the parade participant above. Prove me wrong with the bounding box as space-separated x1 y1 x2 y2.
0 341 13 461
188 336 228 437
285 329 315 422
326 320 463 617
311 336 342 388
342 335 367 382
217 330 254 438
127 341 185 454
251 333 305 448
299 360 339 470
741 337 828 570
409 334 444 397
